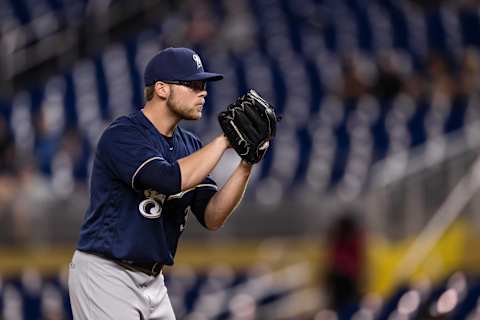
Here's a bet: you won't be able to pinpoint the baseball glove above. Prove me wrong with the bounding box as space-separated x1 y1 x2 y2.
218 89 280 164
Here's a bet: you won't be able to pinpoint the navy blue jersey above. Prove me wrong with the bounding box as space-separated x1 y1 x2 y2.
77 110 217 265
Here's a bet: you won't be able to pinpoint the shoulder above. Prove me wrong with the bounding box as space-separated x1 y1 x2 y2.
107 112 145 134
108 112 140 130
99 113 147 146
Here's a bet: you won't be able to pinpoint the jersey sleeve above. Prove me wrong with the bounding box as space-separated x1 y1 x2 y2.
190 176 218 228
97 123 181 194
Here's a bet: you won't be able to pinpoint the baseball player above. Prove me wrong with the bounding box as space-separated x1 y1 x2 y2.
68 47 257 319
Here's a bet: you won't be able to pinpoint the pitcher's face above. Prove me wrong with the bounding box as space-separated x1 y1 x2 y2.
166 81 207 120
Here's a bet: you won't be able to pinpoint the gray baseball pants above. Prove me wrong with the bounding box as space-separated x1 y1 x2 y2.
68 250 175 320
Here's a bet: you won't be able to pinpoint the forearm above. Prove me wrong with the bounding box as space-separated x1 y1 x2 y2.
204 161 253 230
178 135 229 191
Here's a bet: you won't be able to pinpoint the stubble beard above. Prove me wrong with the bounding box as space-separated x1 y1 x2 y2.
167 87 201 121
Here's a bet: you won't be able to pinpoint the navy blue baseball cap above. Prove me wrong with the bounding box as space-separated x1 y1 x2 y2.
143 47 223 86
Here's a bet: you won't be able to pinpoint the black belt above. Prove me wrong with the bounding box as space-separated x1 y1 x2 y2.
87 251 163 277
115 259 163 277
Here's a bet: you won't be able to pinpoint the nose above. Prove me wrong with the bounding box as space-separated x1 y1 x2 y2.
199 90 207 98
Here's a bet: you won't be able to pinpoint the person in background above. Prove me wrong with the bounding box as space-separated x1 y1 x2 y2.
324 211 367 313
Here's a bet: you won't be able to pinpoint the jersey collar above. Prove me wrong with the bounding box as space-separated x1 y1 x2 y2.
135 109 178 139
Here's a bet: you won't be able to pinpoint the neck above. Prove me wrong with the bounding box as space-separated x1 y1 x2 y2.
142 100 179 137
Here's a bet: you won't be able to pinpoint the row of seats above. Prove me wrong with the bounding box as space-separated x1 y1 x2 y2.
0 264 297 320
361 272 480 320
1 55 477 197
272 0 480 56
2 0 89 26
3 0 480 53
1 0 480 200
0 269 72 320
2 267 480 319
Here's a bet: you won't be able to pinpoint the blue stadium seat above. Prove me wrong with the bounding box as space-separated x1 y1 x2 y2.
3 0 478 195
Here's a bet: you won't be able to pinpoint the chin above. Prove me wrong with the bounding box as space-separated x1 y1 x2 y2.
184 113 202 121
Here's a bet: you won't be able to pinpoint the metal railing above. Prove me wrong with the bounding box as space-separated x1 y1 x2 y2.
0 0 167 96
362 120 480 239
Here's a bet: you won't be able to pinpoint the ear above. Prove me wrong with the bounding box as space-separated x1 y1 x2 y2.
154 81 170 99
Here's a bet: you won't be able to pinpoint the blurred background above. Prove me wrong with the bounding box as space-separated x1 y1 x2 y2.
1 0 480 319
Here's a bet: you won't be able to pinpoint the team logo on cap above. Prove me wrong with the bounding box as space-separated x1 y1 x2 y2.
192 54 203 69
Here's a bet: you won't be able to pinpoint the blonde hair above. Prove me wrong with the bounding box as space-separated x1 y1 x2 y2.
144 85 155 102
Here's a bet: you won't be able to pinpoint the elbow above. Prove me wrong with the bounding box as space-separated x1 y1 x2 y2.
204 197 237 230
206 222 223 231
204 209 230 231
205 217 225 231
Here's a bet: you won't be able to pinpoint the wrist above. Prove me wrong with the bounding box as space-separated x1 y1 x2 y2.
217 134 230 149
239 160 254 170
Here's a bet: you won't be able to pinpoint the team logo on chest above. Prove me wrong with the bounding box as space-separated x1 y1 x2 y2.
139 190 166 219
